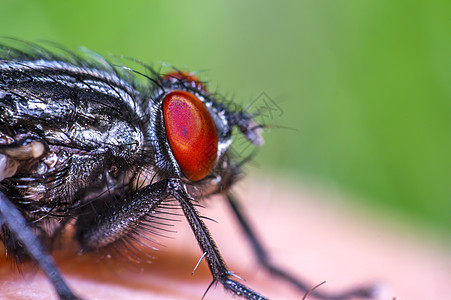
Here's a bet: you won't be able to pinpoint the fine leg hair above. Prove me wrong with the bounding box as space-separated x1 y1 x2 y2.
225 192 376 300
75 178 266 299
75 180 171 251
0 191 77 300
170 180 266 300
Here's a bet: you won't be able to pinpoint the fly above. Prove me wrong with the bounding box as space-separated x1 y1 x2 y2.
0 41 376 299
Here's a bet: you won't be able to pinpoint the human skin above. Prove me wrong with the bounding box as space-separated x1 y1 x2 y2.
0 177 450 299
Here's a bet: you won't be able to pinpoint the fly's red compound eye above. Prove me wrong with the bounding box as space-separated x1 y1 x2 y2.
163 91 218 181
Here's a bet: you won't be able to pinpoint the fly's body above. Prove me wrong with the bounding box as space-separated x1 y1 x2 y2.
1 60 144 210
0 42 375 300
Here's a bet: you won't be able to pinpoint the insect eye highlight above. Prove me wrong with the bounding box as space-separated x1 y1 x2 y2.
163 91 218 181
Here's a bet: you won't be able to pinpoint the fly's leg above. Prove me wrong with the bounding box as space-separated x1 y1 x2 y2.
226 192 377 300
0 137 48 181
75 180 170 250
75 179 267 299
0 191 78 300
170 180 267 300
0 136 48 160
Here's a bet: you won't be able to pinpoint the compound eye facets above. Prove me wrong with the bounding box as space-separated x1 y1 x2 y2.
163 91 218 181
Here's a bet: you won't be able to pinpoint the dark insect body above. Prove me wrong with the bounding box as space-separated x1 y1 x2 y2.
0 41 376 299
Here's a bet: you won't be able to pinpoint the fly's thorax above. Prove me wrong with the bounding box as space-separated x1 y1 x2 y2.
0 58 150 206
0 130 147 209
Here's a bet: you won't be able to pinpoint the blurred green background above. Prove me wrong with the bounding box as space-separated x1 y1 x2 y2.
0 1 449 240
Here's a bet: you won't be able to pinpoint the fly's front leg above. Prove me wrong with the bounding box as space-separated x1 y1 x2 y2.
0 137 48 160
0 191 78 300
169 180 267 300
226 192 377 300
0 136 49 181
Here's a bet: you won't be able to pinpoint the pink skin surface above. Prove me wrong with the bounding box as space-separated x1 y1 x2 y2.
0 177 450 300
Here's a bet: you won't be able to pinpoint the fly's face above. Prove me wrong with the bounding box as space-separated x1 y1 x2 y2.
147 71 264 194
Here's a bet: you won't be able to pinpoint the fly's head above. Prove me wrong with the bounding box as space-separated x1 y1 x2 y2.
147 70 264 195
